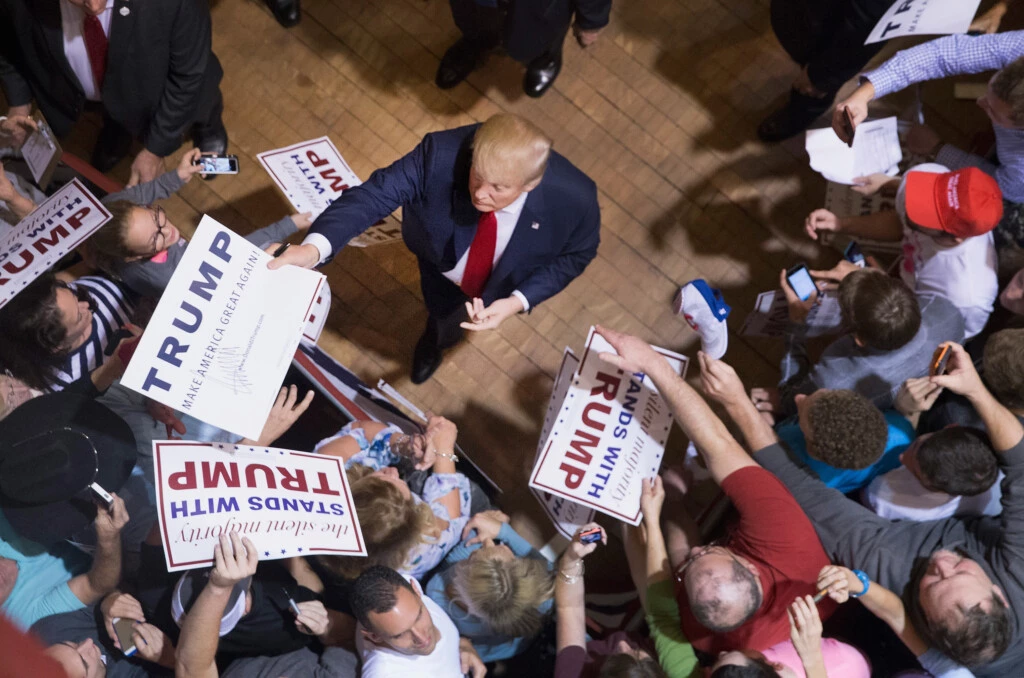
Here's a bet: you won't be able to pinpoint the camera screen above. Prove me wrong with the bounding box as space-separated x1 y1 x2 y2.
199 157 236 173
787 267 816 301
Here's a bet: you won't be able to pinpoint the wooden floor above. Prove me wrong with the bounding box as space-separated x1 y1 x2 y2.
50 0 1002 540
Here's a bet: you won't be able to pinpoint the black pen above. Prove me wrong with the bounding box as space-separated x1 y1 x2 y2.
272 243 290 258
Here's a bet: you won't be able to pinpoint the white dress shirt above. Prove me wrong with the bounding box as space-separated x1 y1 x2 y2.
356 578 464 678
59 0 116 102
303 189 532 310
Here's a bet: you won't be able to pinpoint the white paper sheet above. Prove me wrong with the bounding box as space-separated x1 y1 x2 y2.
806 117 902 185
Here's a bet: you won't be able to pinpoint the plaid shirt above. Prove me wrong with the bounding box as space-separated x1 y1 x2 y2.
863 31 1024 202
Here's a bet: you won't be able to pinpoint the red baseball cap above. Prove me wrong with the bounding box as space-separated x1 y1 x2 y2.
905 167 1003 238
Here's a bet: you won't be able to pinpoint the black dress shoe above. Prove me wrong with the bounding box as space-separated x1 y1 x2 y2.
265 0 301 28
436 38 484 90
192 121 228 156
757 89 831 143
523 49 562 98
411 332 444 384
91 121 132 173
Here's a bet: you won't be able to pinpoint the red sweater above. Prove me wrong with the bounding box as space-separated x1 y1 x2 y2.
676 466 836 654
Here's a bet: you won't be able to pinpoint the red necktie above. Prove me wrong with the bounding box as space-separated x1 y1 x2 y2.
83 15 108 91
461 211 498 299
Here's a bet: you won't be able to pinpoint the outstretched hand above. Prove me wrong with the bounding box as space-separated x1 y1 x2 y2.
929 343 985 399
594 325 662 374
266 243 321 270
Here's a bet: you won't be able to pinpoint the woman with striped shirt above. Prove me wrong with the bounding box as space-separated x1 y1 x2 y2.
0 270 137 393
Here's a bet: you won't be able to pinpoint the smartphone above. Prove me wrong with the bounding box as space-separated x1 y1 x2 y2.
843 241 866 268
579 528 602 544
112 617 138 657
90 482 114 510
930 344 952 377
785 264 817 302
104 328 134 357
193 153 239 174
841 107 856 147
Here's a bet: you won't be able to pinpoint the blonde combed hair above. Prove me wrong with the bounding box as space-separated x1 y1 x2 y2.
317 464 436 579
450 554 554 638
472 114 552 186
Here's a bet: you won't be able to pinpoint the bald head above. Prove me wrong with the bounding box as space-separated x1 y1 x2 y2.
686 557 762 632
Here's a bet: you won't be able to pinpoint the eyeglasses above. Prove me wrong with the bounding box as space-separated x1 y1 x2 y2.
147 205 169 255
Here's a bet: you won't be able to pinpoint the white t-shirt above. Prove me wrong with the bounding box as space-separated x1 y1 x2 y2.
862 466 1003 522
896 163 998 339
356 580 463 678
898 226 997 339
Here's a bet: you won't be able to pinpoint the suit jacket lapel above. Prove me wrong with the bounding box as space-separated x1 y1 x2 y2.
106 0 135 81
39 0 79 89
487 184 545 290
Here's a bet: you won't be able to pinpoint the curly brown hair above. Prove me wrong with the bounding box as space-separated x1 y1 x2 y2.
805 390 888 469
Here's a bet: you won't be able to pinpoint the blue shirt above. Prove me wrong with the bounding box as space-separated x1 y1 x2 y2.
863 31 1024 202
425 522 553 662
777 410 914 494
0 509 90 630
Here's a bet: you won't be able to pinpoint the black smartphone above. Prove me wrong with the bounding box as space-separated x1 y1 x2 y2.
843 241 866 268
785 264 817 302
104 328 134 357
579 528 602 544
193 153 239 174
841 107 856 147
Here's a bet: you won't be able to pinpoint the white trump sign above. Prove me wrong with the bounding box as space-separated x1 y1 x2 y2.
529 328 686 525
866 0 982 44
0 179 110 308
154 442 366 572
121 216 325 439
531 349 595 540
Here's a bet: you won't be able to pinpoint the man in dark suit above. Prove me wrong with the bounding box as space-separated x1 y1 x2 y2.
0 0 225 185
270 113 601 384
436 0 612 98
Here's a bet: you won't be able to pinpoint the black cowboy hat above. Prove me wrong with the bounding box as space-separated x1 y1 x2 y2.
0 392 136 546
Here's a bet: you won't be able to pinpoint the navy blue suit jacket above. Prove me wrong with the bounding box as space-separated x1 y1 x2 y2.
310 124 601 316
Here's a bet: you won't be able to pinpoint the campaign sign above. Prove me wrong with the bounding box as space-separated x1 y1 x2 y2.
121 216 325 439
529 328 687 525
866 0 981 44
258 137 360 218
0 179 109 308
531 349 595 540
154 442 365 572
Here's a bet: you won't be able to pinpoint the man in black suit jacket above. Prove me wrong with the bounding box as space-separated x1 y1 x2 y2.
0 0 225 185
269 114 601 384
436 0 613 98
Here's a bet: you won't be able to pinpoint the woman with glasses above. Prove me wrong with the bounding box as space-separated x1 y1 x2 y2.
89 148 312 298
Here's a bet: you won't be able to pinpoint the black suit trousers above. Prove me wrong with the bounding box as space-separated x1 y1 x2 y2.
770 0 892 98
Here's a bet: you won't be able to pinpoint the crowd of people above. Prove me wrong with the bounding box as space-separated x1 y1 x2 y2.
3 0 1024 677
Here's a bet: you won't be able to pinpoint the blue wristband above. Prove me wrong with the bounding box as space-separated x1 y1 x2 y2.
849 569 870 598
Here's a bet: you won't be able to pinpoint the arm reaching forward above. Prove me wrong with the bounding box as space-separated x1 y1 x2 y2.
595 326 758 485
